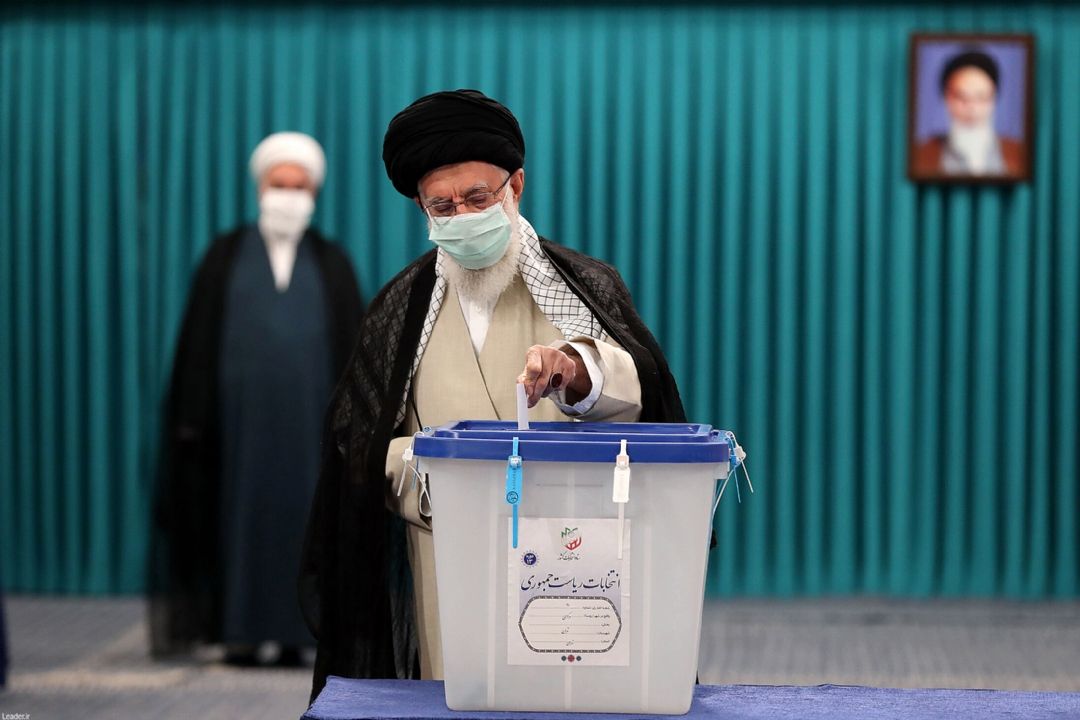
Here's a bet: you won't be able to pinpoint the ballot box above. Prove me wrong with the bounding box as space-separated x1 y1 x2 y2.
411 421 732 714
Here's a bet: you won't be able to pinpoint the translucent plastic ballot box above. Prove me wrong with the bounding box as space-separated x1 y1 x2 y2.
410 421 731 714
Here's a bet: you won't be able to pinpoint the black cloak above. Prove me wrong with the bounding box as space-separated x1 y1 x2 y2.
299 238 686 700
149 225 363 656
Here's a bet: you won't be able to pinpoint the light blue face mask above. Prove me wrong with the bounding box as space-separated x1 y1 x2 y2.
426 188 514 270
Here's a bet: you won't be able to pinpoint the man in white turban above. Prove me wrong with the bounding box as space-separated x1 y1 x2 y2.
150 132 363 668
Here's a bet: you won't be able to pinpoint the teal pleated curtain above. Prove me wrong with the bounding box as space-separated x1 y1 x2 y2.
0 3 1077 596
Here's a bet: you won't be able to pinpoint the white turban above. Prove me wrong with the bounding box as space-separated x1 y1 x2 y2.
249 132 326 189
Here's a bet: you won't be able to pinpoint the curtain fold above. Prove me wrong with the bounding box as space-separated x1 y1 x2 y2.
0 3 1077 596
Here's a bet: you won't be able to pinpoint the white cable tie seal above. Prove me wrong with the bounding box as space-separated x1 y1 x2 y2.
741 458 753 494
396 435 421 497
723 430 753 495
418 471 432 518
732 434 752 493
613 439 630 559
713 431 751 519
712 474 731 519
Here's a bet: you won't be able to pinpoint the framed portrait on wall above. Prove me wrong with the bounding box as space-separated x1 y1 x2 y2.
908 33 1034 184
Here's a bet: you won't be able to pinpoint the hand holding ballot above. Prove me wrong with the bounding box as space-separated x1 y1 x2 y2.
517 344 592 407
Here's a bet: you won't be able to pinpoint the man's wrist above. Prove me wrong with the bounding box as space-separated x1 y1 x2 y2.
561 346 592 404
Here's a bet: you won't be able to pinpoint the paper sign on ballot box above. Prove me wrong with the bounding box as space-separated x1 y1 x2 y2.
508 517 631 666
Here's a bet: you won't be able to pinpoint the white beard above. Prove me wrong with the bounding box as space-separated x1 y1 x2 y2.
948 119 995 174
442 207 523 307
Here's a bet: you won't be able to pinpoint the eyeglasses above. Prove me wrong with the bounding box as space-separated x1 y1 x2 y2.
422 174 512 225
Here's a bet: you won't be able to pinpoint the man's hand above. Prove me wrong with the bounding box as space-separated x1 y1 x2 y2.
517 344 592 408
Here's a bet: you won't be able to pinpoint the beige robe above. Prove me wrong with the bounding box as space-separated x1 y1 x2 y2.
385 273 641 679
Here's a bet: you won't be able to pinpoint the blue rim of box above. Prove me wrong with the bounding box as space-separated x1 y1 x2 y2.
412 421 731 464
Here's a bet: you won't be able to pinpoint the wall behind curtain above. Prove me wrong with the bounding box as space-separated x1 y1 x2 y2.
1 3 1077 596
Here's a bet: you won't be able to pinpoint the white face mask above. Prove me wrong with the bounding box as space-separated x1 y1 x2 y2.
259 188 315 242
426 183 515 270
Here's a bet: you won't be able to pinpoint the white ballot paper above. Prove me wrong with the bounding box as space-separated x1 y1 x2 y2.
508 517 630 666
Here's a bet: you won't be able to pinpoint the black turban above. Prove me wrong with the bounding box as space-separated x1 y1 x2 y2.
382 89 526 198
940 50 1000 94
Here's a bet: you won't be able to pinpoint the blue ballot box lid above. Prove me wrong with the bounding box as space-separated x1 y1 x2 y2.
412 420 730 463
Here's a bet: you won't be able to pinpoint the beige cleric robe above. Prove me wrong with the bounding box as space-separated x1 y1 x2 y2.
385 272 641 679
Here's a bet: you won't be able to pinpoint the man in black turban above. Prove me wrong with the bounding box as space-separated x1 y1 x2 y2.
299 89 685 699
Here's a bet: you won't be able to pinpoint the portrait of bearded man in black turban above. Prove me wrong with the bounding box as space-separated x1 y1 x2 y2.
909 34 1033 182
